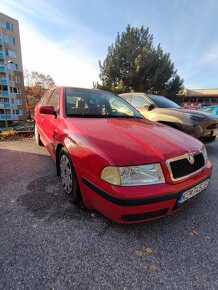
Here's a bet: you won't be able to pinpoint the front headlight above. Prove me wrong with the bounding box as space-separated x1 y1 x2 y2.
202 146 208 162
101 164 165 186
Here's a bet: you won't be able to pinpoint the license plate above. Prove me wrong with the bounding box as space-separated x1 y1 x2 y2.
177 179 209 206
213 129 218 136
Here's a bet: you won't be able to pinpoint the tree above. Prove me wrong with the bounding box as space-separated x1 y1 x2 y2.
96 25 184 99
24 70 55 119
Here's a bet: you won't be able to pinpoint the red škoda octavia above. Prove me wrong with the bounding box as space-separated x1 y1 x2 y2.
34 87 212 223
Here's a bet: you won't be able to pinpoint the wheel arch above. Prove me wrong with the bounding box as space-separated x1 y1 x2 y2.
157 121 179 130
56 144 64 176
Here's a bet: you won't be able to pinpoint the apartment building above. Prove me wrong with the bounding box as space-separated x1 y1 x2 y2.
0 12 26 128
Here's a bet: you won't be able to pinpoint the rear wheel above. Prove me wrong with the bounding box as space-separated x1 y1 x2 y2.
34 124 43 146
59 148 81 202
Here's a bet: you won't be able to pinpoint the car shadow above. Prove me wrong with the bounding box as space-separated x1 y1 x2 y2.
1 140 214 238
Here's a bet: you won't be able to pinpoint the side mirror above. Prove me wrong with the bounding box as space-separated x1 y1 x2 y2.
39 105 56 115
148 104 155 111
144 104 155 111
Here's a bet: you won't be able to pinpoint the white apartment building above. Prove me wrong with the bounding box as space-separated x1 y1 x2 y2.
0 12 26 128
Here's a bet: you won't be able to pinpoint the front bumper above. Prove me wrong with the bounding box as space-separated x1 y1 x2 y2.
80 162 212 224
192 121 218 140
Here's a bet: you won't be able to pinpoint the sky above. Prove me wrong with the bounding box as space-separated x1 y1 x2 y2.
1 0 218 89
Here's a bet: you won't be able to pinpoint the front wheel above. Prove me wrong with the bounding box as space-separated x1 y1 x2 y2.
59 148 81 202
200 136 216 143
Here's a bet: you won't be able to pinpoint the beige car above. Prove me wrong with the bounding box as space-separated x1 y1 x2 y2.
119 92 218 143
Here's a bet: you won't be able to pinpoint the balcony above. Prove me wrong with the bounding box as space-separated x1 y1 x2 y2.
0 78 7 84
0 51 4 59
0 102 11 109
0 66 6 72
0 90 9 96
0 114 12 120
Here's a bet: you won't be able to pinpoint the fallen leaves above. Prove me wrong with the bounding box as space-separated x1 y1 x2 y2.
189 230 199 237
135 247 153 257
135 250 143 257
145 247 153 255
135 247 157 272
148 264 157 272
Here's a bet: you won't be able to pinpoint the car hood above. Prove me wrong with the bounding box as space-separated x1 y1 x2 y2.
65 117 203 166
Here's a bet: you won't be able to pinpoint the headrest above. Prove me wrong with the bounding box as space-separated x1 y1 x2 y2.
76 100 85 108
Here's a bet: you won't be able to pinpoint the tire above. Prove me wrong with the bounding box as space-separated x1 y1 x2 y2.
59 148 81 202
201 136 216 143
35 124 43 146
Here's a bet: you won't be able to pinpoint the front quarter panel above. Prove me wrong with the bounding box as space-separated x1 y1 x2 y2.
56 130 114 207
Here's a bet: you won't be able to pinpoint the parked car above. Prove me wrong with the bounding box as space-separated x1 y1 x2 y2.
201 101 212 107
199 105 218 115
14 123 34 131
34 87 212 224
119 93 218 143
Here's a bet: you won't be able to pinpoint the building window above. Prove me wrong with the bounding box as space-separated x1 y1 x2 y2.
0 109 10 114
1 20 14 31
13 109 23 115
0 97 9 103
6 49 17 58
15 76 20 83
3 35 15 45
10 87 21 94
11 98 22 105
0 84 8 91
8 74 20 82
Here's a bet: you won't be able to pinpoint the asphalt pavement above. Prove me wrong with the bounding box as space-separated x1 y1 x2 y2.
0 138 217 290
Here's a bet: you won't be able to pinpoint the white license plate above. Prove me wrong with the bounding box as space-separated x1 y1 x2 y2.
213 129 218 136
177 179 209 206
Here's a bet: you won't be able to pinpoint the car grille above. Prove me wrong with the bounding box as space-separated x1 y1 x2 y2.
168 152 205 180
207 123 218 130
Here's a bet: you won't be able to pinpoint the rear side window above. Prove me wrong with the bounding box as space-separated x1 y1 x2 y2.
132 96 150 107
47 89 59 111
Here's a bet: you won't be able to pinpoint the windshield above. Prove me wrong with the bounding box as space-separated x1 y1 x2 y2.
65 88 143 118
148 94 181 109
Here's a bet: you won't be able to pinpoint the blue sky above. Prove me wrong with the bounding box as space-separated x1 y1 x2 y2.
1 0 218 89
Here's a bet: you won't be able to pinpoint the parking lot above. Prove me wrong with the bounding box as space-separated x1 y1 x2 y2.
0 138 217 290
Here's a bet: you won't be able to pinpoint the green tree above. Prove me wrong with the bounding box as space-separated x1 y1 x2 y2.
96 25 184 98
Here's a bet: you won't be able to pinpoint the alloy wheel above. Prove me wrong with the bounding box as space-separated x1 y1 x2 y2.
60 154 73 193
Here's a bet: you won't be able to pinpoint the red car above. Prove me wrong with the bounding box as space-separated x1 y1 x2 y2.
34 87 212 224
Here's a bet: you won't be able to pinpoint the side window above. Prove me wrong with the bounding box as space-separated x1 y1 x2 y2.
47 89 59 111
39 90 52 105
131 96 150 107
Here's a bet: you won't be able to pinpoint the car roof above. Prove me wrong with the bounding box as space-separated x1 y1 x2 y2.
119 92 147 97
53 86 113 94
